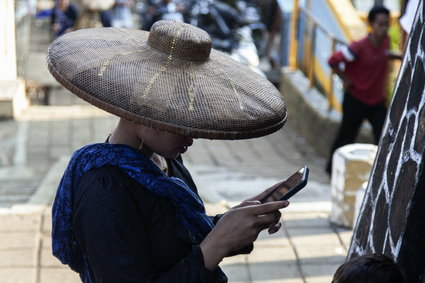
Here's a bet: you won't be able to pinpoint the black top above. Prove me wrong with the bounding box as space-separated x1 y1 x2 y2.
72 157 227 282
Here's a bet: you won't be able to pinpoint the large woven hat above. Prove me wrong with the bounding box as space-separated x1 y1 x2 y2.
47 20 287 139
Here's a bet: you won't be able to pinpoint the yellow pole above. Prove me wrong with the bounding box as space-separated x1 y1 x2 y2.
328 39 342 112
289 0 300 70
308 23 316 88
328 39 336 110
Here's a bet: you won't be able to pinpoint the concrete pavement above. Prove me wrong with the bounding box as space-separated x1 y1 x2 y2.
0 16 352 283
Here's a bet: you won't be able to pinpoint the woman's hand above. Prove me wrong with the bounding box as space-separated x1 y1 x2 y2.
240 181 287 204
232 183 290 234
200 200 289 270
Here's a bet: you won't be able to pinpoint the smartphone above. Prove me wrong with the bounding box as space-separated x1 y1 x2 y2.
260 166 309 203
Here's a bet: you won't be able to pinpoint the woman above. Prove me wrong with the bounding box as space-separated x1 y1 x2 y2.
48 20 288 282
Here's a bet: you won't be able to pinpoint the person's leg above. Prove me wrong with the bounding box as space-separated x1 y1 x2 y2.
366 101 387 144
325 93 365 175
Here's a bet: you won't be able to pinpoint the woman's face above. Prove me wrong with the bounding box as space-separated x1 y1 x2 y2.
141 127 194 159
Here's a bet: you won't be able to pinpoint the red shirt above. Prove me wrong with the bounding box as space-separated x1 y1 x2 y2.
328 35 390 105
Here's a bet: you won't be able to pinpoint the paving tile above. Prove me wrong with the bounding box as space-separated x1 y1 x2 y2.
50 131 71 147
288 228 341 247
27 132 49 146
221 261 251 283
42 210 52 234
0 214 41 232
249 262 303 283
282 212 331 228
0 180 38 196
0 197 31 207
26 154 51 164
225 140 259 162
0 268 36 283
49 147 72 159
39 267 80 283
335 227 353 250
296 247 346 265
248 245 297 263
221 253 248 266
0 249 36 267
203 141 236 167
185 146 218 166
40 248 64 268
255 229 291 247
204 202 228 216
70 123 91 143
70 142 86 152
41 236 52 250
0 233 37 249
92 119 117 142
27 144 49 155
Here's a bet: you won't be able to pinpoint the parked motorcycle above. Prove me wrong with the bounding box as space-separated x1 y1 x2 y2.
138 0 265 75
137 0 187 31
189 0 265 75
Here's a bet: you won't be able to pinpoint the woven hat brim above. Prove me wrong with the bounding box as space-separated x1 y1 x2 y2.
47 27 287 140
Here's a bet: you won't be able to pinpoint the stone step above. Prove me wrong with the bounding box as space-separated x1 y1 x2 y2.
0 155 68 210
0 182 40 209
0 79 28 119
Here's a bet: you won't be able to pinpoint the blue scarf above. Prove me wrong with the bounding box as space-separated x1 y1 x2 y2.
52 143 213 281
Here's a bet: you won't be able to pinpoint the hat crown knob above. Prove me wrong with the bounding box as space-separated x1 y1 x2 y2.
148 20 212 61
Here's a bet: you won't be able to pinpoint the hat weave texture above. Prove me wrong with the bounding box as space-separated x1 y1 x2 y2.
47 20 287 139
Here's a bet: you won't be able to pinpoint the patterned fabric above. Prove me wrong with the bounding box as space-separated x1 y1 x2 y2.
51 143 213 280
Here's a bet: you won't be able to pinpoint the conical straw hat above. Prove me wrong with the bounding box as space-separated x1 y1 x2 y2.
47 20 287 139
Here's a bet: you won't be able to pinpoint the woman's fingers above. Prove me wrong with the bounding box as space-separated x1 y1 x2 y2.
247 200 289 216
234 202 285 232
209 200 289 253
267 210 283 234
268 222 282 234
232 200 261 209
201 199 288 269
255 210 282 229
248 180 287 201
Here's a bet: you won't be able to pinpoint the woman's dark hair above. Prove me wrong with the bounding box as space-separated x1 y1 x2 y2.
368 5 390 23
332 253 408 283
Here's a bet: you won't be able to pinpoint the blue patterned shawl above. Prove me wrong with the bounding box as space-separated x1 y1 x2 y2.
52 143 213 280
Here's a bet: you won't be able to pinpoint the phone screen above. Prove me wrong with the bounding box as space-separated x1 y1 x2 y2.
261 167 308 203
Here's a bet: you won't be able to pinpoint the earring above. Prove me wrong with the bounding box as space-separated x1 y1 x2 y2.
139 139 144 151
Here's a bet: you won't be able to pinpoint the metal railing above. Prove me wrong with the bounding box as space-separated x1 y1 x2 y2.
283 0 402 112
289 0 347 112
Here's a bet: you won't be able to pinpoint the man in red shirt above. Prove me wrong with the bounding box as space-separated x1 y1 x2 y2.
325 5 402 175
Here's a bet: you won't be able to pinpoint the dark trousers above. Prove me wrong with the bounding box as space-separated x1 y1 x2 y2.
325 92 387 175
